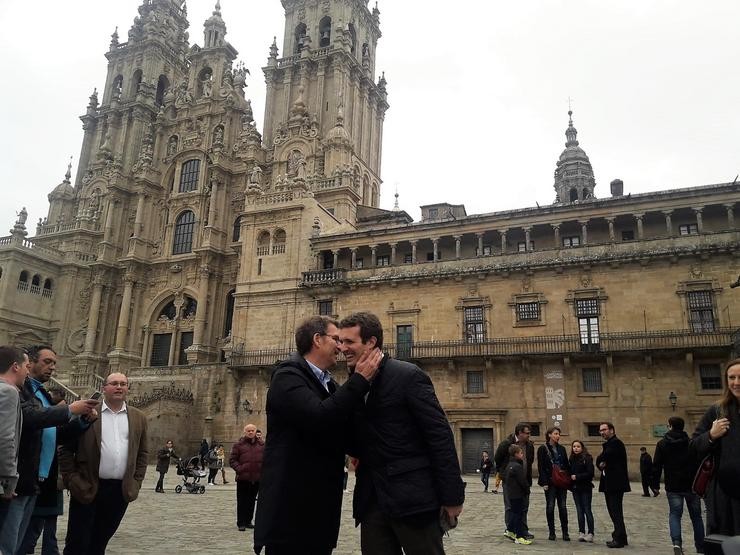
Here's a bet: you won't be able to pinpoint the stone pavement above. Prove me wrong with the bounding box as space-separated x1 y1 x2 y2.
50 468 703 554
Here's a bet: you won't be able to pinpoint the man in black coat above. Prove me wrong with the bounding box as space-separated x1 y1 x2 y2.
639 447 658 497
493 423 535 539
339 312 465 555
254 316 381 555
596 421 631 549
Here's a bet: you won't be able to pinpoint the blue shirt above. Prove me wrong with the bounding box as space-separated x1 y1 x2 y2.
306 360 331 392
30 378 56 480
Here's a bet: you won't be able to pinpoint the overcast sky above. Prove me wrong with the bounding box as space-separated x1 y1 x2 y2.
1 1 739 232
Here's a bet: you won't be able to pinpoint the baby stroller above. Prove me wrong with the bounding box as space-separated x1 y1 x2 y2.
174 456 208 494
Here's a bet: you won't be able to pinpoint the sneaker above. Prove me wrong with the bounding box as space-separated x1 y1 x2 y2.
504 530 516 542
578 533 586 542
672 546 684 555
585 533 594 543
515 537 533 545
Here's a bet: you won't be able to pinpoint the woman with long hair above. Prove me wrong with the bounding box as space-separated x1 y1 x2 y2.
569 440 595 542
537 426 570 541
690 357 740 536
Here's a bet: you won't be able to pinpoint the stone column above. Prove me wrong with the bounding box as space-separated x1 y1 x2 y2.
141 325 151 365
193 266 210 345
694 207 704 233
410 240 417 263
390 243 397 265
114 274 135 350
350 248 357 269
83 278 104 352
315 252 321 270
432 238 439 261
552 223 561 247
606 218 615 242
476 233 484 256
635 214 644 239
579 221 588 245
725 204 735 228
103 197 117 242
207 178 218 226
133 192 146 237
500 230 507 254
332 250 339 269
370 245 377 267
663 210 673 237
167 322 179 366
454 235 462 259
524 227 532 251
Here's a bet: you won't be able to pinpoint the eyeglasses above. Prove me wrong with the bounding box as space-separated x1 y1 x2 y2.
105 381 129 387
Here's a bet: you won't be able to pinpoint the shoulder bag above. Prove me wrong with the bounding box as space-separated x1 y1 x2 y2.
547 445 573 489
692 405 722 498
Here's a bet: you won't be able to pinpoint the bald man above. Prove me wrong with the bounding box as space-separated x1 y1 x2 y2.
230 423 265 530
59 372 148 554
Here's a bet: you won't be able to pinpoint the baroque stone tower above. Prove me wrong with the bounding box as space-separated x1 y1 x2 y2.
553 110 596 203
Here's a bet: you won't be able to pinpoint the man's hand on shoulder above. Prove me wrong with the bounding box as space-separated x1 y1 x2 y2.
354 348 383 382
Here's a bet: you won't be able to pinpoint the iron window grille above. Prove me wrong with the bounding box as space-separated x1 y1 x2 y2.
179 159 200 192
172 211 196 254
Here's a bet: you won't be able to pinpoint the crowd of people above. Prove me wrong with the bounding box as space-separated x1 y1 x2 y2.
0 331 738 555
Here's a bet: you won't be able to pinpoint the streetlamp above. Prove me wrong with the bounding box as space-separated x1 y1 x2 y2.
668 391 678 412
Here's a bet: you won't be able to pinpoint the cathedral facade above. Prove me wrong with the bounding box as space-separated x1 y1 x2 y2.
0 0 737 472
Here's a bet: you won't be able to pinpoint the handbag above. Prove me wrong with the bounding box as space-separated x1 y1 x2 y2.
546 444 573 489
551 464 573 489
692 454 714 498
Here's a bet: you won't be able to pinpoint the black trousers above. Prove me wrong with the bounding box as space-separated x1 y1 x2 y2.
264 545 332 555
360 503 445 555
641 474 651 495
156 471 166 491
237 480 259 526
604 491 628 544
63 479 129 555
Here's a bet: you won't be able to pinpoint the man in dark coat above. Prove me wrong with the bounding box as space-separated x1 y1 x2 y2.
254 316 381 555
639 447 658 497
493 423 535 539
339 312 466 555
596 421 631 549
155 440 177 492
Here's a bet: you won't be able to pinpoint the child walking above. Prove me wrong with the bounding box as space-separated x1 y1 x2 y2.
504 444 533 545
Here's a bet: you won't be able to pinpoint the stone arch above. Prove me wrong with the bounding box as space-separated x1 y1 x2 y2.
569 188 578 203
232 215 243 242
371 181 379 207
256 230 270 256
111 74 123 99
272 228 287 255
223 289 236 337
294 22 307 54
131 69 143 98
319 16 332 47
348 23 357 55
197 67 213 99
172 210 196 254
155 74 170 107
19 270 28 283
362 175 371 205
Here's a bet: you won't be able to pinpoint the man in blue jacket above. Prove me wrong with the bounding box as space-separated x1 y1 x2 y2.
340 312 465 555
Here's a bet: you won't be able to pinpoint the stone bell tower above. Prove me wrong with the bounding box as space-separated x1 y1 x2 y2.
260 0 389 221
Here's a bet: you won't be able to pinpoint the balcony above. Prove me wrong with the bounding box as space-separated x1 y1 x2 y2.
229 327 736 368
302 268 346 286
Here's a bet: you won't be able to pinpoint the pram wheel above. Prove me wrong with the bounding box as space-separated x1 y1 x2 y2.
199 485 206 494
175 485 182 493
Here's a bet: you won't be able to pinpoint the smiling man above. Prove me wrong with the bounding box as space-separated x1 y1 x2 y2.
58 372 148 555
255 316 381 555
339 312 465 555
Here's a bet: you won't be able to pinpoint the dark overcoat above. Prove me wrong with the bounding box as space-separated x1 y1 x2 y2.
595 435 631 493
254 354 370 551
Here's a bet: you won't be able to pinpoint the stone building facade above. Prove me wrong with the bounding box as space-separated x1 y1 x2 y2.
0 0 738 472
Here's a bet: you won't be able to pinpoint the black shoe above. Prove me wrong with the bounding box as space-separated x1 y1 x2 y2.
549 532 556 541
563 534 571 541
653 490 660 497
238 526 246 531
641 493 651 497
245 523 255 529
607 540 626 548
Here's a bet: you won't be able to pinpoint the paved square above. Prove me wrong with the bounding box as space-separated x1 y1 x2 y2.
51 468 702 554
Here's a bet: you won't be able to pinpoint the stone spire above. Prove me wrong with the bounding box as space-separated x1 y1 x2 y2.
203 0 227 48
553 110 596 204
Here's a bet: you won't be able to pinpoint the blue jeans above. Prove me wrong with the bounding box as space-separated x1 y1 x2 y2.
481 471 490 491
19 514 60 555
667 491 705 550
571 488 595 534
0 494 37 555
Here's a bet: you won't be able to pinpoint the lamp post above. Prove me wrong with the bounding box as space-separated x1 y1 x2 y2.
669 391 678 412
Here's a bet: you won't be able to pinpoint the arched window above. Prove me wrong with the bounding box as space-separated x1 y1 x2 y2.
111 75 123 98
362 176 370 205
155 74 170 107
319 17 332 47
371 183 379 207
131 69 143 97
172 211 196 254
224 289 235 337
256 230 270 256
159 300 177 320
294 23 307 54
569 188 578 202
30 274 41 295
19 271 28 282
582 187 590 199
348 23 357 55
42 278 53 299
198 67 213 98
232 216 243 242
272 229 286 254
179 159 200 192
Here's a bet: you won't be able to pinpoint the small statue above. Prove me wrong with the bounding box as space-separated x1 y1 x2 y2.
167 135 178 157
213 126 224 145
202 77 213 98
16 207 28 226
296 158 307 180
249 165 263 186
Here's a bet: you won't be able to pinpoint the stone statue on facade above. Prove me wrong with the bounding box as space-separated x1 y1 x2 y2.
249 165 263 187
16 207 28 226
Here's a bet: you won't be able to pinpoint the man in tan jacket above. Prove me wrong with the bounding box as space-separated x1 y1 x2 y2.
59 372 148 554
